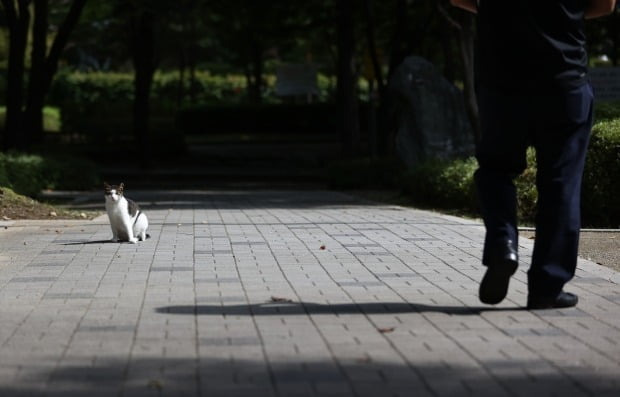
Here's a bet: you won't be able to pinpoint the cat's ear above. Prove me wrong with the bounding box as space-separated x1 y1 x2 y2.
119 183 125 192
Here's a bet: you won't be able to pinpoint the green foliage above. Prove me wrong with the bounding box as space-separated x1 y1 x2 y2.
514 149 538 224
0 157 9 187
49 71 251 113
0 152 100 197
0 153 47 197
402 157 478 213
582 118 620 227
327 157 404 189
594 101 620 122
400 116 620 227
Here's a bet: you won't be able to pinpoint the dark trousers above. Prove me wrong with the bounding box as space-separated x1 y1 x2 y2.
474 83 594 299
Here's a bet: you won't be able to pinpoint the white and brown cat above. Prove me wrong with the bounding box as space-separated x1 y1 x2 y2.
104 182 149 243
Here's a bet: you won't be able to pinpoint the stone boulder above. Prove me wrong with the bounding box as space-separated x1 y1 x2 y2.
388 56 475 168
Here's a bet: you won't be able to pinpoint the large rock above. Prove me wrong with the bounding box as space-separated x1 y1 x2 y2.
389 56 475 168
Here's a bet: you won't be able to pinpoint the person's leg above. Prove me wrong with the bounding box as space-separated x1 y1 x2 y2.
475 86 530 304
475 87 530 261
528 83 594 306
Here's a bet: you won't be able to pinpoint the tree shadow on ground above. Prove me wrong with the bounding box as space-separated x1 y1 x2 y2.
52 190 421 212
156 301 525 316
0 356 616 397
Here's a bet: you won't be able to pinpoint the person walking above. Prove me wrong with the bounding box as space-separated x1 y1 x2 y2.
450 0 617 309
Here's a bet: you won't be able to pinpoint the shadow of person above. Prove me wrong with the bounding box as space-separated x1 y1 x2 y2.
156 301 524 316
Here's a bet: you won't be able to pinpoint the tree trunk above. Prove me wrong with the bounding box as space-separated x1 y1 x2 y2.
249 40 263 104
387 0 407 81
188 17 198 104
24 0 48 146
438 4 480 144
456 15 480 144
23 0 87 146
336 0 360 158
609 14 619 66
130 10 155 167
177 47 186 107
362 0 385 94
2 0 30 151
440 29 457 83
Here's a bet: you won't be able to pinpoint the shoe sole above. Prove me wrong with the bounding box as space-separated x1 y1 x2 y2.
479 259 519 305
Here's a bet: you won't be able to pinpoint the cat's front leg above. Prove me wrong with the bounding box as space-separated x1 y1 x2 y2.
110 226 119 242
125 222 138 244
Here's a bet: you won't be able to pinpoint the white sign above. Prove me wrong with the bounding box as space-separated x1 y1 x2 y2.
275 64 319 97
590 67 620 101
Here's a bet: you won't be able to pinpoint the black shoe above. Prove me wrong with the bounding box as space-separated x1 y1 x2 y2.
479 240 519 305
527 291 578 310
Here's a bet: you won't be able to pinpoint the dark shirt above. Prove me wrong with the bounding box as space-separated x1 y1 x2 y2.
476 0 588 91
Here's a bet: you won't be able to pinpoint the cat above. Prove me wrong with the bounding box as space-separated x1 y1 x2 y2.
104 182 149 243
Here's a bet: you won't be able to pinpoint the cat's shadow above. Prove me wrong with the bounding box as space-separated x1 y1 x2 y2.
61 240 130 245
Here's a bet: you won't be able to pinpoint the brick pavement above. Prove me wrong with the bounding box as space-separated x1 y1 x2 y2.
0 189 619 397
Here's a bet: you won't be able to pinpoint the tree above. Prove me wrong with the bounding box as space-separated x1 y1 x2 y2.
1 0 30 150
1 0 88 150
336 0 360 158
128 1 156 167
438 1 480 144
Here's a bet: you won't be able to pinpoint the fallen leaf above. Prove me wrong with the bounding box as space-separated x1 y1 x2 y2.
147 379 163 390
319 245 326 250
270 296 292 303
356 356 372 364
49 211 57 217
377 327 395 334
2 216 11 221
55 230 62 234
528 236 535 240
80 212 87 219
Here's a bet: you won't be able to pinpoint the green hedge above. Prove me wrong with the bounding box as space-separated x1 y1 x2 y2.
0 152 100 197
399 114 620 227
49 71 248 110
582 118 620 227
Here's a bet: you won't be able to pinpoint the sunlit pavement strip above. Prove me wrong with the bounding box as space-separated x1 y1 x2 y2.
0 190 619 397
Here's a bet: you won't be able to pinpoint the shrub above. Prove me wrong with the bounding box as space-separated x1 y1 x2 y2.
0 153 47 197
41 156 101 191
400 116 619 228
0 156 9 186
582 118 620 227
514 149 538 224
0 152 100 197
402 156 478 213
327 157 404 189
594 101 620 122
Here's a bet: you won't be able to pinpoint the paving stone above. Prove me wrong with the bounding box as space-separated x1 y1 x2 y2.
0 190 618 396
